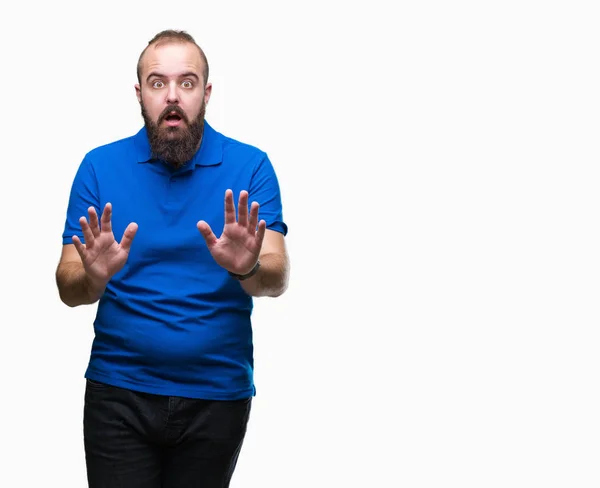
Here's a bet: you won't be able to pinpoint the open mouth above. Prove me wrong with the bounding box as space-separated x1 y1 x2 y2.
164 112 184 126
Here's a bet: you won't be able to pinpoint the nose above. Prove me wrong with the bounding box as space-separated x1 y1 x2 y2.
166 81 180 104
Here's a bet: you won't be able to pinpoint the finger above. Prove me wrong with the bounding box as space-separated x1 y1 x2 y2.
88 206 100 238
224 189 236 225
237 191 249 227
79 216 95 248
119 222 138 253
255 220 267 246
72 235 87 259
248 201 260 231
101 202 113 233
197 220 218 248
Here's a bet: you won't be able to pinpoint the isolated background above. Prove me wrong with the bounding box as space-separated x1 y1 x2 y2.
1 1 599 486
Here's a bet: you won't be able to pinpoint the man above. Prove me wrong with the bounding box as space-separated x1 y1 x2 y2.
55 30 289 488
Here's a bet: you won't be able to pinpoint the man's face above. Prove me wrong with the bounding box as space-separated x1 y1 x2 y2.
135 42 212 167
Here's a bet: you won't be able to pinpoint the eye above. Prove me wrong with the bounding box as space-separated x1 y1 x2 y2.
181 80 193 89
152 80 164 89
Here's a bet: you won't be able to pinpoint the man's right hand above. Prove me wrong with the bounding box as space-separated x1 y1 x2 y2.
72 203 138 291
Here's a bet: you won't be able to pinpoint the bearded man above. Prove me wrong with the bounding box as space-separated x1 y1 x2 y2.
55 29 289 488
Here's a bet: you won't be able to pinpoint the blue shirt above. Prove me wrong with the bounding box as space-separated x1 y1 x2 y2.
62 121 287 399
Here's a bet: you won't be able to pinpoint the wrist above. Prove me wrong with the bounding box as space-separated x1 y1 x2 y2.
85 274 107 300
228 260 261 281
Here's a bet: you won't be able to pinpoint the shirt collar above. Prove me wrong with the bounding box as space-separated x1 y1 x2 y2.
133 120 222 167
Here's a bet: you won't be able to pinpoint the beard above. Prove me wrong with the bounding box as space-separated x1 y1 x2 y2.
141 101 205 169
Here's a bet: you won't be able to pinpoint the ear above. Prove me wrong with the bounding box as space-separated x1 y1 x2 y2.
135 83 142 103
204 82 212 106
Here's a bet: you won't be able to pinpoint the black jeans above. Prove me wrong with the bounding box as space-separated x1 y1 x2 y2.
83 379 252 488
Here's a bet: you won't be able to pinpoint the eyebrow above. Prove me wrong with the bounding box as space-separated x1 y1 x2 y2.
146 72 200 83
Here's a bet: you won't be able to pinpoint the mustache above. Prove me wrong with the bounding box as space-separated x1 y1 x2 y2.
159 105 188 124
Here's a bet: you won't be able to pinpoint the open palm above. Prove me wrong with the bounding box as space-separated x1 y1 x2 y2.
72 203 138 287
197 190 266 275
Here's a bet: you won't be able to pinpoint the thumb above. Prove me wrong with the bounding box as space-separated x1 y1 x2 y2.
120 222 138 252
197 220 218 248
72 235 87 259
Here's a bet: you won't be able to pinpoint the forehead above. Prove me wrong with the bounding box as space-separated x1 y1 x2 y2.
140 42 204 79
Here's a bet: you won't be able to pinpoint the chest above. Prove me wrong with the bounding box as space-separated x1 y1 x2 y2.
98 164 248 264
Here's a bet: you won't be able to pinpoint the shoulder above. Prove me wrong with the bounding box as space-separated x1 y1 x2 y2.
210 124 268 163
223 135 265 157
83 132 140 166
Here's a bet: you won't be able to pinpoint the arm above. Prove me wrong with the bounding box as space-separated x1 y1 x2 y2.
55 244 106 307
55 203 138 308
238 229 289 298
197 190 290 298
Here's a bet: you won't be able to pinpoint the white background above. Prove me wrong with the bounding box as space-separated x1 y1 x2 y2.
1 0 599 486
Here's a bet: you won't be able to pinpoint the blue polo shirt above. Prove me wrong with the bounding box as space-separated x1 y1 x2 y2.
62 121 287 400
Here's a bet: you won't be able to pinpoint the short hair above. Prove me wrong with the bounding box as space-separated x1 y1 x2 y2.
136 30 209 86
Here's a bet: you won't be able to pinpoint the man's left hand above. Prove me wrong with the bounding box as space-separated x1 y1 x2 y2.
197 189 266 275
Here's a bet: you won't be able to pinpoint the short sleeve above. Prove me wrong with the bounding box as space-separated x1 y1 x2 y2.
61 155 101 245
249 154 288 236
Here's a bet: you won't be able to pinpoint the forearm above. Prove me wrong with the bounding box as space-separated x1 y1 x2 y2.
240 252 289 297
56 262 106 307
